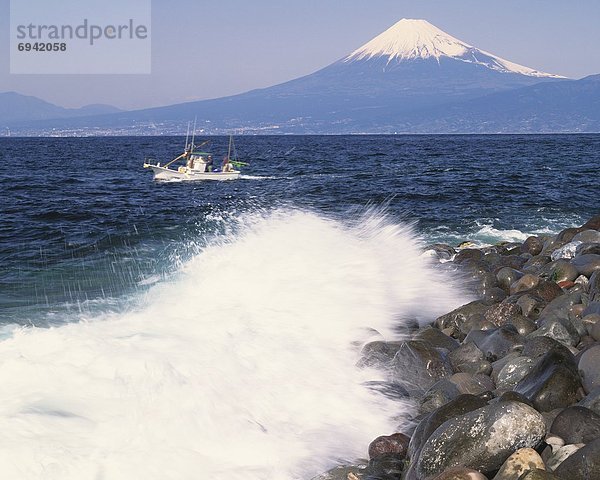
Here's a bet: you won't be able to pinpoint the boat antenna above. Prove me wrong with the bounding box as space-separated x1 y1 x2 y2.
184 121 190 150
227 134 232 161
190 116 197 151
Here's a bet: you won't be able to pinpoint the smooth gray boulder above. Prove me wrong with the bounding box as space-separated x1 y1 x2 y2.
416 401 546 478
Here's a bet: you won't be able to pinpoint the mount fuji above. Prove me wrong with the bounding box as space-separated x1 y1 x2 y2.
10 18 598 134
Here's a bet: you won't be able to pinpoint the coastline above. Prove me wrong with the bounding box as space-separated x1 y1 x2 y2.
319 214 600 480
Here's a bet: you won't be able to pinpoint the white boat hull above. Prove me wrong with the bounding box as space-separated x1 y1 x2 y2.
144 164 240 181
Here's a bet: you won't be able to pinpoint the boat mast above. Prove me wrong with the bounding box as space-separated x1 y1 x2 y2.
227 135 232 161
184 122 190 150
190 117 197 152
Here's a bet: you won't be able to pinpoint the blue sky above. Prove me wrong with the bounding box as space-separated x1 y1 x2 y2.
1 0 599 110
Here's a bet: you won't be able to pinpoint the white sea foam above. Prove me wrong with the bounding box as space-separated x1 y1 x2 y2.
0 210 466 480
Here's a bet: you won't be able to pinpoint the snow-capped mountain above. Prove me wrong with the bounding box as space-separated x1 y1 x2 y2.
10 18 589 134
345 19 562 78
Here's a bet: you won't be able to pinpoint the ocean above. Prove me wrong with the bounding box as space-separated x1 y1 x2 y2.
0 134 598 479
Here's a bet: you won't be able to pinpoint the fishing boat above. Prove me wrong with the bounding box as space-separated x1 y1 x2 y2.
143 124 247 181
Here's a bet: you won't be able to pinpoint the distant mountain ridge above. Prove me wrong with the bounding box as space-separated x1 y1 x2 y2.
4 19 599 134
0 91 121 125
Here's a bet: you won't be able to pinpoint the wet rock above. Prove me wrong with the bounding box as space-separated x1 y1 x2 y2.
572 229 600 244
571 254 600 277
415 401 546 478
408 394 488 462
432 467 488 480
390 340 453 396
358 341 402 368
556 227 585 243
590 270 600 302
497 267 524 293
576 242 600 256
435 302 490 338
483 303 522 327
420 373 495 413
579 386 600 415
550 406 600 444
423 244 456 262
414 327 460 352
541 259 579 283
464 326 523 362
583 312 600 334
582 301 600 317
499 255 528 271
455 249 484 264
484 251 503 267
493 447 545 480
545 443 584 471
578 344 600 393
482 287 507 304
521 336 573 360
494 390 535 408
582 215 600 230
506 315 537 336
522 236 544 256
537 291 582 324
528 317 580 347
554 438 600 480
550 241 582 261
368 432 410 460
448 342 484 369
522 255 551 273
365 453 405 479
495 356 535 390
528 281 564 303
516 294 546 320
510 274 540 295
514 349 582 411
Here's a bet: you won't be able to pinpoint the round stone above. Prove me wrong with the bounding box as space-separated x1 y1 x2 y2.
522 236 544 256
368 432 410 460
494 447 545 480
415 401 546 478
572 229 600 244
571 254 600 277
510 274 540 295
578 344 600 393
554 438 600 480
514 349 582 411
550 406 600 444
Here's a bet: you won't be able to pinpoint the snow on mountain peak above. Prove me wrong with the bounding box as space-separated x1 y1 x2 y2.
345 18 563 78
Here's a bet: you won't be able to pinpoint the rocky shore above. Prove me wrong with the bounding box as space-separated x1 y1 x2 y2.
318 215 600 480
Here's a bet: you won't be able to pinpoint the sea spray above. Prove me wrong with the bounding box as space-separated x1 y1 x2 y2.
0 209 466 479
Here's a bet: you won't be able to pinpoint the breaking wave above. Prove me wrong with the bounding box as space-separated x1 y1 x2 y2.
0 209 465 479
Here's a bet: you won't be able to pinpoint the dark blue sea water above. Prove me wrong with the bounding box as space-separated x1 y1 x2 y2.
0 134 598 326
